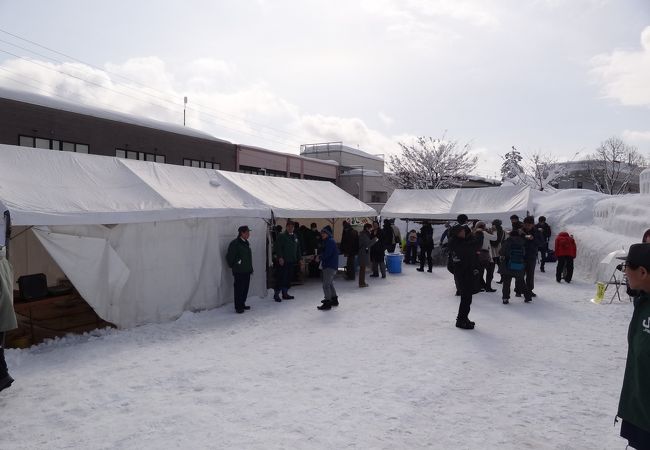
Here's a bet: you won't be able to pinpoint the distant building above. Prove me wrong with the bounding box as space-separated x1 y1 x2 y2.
550 160 642 193
0 87 338 183
300 142 392 212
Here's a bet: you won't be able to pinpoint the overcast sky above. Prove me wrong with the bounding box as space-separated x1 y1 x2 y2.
0 0 649 178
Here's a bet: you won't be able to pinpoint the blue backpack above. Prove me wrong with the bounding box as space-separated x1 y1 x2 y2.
508 240 525 271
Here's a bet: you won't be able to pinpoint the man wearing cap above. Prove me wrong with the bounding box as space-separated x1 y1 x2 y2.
226 225 253 314
618 243 650 449
317 226 339 310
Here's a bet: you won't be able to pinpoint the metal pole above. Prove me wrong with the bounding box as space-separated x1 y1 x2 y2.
183 96 188 126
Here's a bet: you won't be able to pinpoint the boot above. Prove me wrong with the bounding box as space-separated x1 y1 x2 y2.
321 296 339 306
273 291 282 302
502 297 509 304
282 293 295 300
317 300 332 310
455 318 475 329
0 374 14 392
416 267 424 272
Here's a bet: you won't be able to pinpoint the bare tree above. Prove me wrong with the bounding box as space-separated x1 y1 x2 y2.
586 137 646 195
387 136 478 189
502 148 568 191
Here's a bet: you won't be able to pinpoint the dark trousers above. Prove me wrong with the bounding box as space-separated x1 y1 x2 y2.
621 420 650 450
233 272 251 311
419 246 433 270
404 244 418 264
515 259 536 294
345 254 356 280
275 262 295 295
539 243 548 270
484 261 496 288
386 243 397 253
0 332 7 377
502 273 531 300
556 256 574 282
454 271 473 321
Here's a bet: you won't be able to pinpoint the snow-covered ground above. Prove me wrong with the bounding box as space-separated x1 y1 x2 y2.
3 188 648 449
1 264 631 449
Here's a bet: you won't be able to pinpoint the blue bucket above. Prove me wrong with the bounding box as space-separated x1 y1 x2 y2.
386 253 402 274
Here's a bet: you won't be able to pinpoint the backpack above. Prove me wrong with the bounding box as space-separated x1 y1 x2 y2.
508 240 525 271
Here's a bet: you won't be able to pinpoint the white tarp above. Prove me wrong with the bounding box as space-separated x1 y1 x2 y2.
381 185 533 223
0 144 269 225
0 145 375 328
217 170 377 218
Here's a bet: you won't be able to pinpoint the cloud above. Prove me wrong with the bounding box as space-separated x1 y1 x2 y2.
590 26 650 107
0 56 407 157
378 111 394 127
622 129 650 145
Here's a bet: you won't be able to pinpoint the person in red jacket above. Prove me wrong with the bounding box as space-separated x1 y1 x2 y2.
554 231 577 283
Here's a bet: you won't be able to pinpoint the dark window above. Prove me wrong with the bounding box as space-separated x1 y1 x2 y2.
19 135 90 153
577 181 583 189
183 158 218 169
117 149 166 163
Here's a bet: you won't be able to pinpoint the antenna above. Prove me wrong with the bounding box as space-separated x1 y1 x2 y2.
183 96 188 126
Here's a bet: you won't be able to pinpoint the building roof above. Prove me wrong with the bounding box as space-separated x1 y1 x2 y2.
0 86 230 144
301 142 384 162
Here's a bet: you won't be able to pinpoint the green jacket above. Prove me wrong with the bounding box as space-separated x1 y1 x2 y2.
274 232 301 263
0 254 17 332
226 238 253 274
618 292 650 431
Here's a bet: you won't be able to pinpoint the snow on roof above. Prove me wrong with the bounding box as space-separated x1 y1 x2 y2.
0 86 230 143
301 142 384 162
340 168 383 177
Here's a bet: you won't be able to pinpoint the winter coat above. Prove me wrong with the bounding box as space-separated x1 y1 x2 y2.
554 232 576 258
381 223 394 249
0 251 17 332
274 232 301 263
358 230 378 266
340 226 359 256
449 233 479 278
370 228 385 261
618 292 650 433
419 223 434 250
406 230 418 246
522 227 544 261
320 235 339 270
537 221 552 242
226 237 253 274
391 224 402 245
499 235 527 277
489 226 505 259
301 227 319 255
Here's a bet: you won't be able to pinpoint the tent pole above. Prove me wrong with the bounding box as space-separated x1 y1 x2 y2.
3 210 10 260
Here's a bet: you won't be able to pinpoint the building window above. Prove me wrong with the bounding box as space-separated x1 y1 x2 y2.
19 135 90 153
182 158 219 169
117 149 166 163
577 181 583 189
239 166 285 177
370 192 386 203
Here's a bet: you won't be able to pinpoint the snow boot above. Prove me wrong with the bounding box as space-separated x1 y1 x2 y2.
502 297 509 304
455 318 475 330
0 374 14 392
321 296 339 306
282 293 295 300
317 300 332 310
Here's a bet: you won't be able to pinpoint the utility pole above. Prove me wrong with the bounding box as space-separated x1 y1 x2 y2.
183 96 188 126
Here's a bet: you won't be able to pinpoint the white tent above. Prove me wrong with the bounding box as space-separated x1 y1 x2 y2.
0 145 270 328
380 185 533 224
216 170 377 219
0 145 375 328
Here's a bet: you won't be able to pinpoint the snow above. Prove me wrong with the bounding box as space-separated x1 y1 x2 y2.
2 188 648 449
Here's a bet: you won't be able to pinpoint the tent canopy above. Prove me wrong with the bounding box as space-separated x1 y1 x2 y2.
0 144 375 226
381 185 533 223
0 144 269 226
217 170 376 219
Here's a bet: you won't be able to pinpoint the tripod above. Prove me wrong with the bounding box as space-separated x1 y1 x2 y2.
606 265 628 304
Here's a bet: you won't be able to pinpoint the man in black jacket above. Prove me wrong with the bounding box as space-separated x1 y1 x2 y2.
340 221 359 281
226 225 254 314
536 216 552 272
449 224 479 329
518 216 544 298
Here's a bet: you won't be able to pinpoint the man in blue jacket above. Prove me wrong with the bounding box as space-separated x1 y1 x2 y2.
317 226 340 310
618 243 650 449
